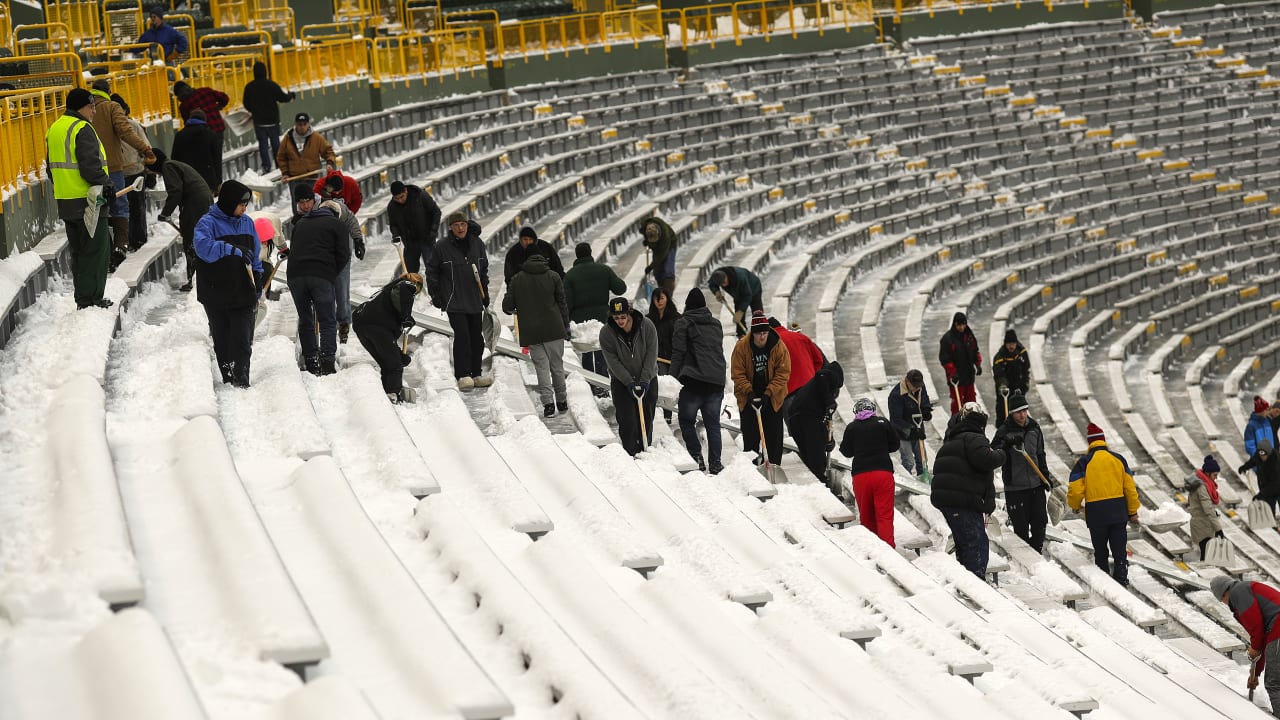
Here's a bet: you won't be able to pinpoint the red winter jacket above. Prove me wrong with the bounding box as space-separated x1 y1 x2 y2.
775 325 826 395
314 171 363 213
1227 580 1280 670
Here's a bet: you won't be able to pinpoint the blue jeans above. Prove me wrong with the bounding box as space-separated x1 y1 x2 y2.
109 170 129 218
289 275 337 360
898 438 923 475
255 124 280 171
942 508 988 579
678 388 723 469
336 261 351 324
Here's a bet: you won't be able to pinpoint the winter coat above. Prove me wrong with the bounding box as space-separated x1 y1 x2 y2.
355 277 418 332
386 184 441 247
887 379 933 441
318 199 362 256
731 329 791 412
1242 450 1280 498
1067 440 1140 527
839 413 899 476
177 88 228 134
314 171 363 214
930 412 1004 514
992 342 1030 391
501 255 568 345
710 265 762 314
288 206 351 282
119 117 148 176
1186 470 1222 547
242 62 294 126
47 110 110 219
788 361 843 421
193 204 263 309
774 325 825 395
939 326 981 385
425 221 488 314
639 216 677 279
90 91 149 173
1245 413 1276 457
504 239 564 284
991 416 1050 492
564 255 625 323
599 309 658 386
138 21 187 58
647 303 681 364
171 118 220 190
669 304 725 390
277 128 336 179
1222 578 1280 671
158 160 213 234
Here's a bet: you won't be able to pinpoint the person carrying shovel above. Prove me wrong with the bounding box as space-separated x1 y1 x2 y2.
599 298 658 456
888 369 933 482
939 311 981 415
991 390 1053 553
731 311 791 476
1211 574 1280 714
147 149 212 292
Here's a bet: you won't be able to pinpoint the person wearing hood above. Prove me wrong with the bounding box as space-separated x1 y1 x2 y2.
148 148 212 291
242 60 294 173
639 215 677 296
991 328 1030 425
840 396 899 547
788 360 843 484
670 288 725 473
425 212 491 389
137 6 188 61
503 226 563 284
600 297 659 456
315 170 363 214
708 266 762 337
89 79 155 268
939 311 981 415
354 273 423 404
732 311 791 467
564 241 626 384
502 253 569 417
931 401 1005 578
1188 456 1224 561
192 180 264 387
1068 423 1140 585
286 187 351 375
387 180 442 273
277 112 337 185
173 80 228 187
648 286 680 422
990 390 1052 553
1247 396 1278 459
1211 574 1280 709
887 369 933 479
171 108 220 192
1240 439 1280 514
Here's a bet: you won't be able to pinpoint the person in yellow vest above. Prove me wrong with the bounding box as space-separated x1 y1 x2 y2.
46 88 116 310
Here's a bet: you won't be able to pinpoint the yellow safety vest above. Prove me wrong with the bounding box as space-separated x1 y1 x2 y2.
45 113 106 201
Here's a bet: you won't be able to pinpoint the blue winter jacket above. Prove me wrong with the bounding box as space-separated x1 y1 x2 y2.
139 23 188 57
194 204 263 309
1245 413 1276 457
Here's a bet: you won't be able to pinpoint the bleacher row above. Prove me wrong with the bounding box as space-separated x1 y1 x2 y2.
2 5 1280 718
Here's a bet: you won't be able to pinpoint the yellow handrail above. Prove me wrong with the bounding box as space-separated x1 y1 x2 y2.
664 0 870 49
197 29 273 62
0 85 73 194
252 6 296 43
81 60 173 124
13 22 75 56
369 28 487 84
102 0 144 47
300 21 365 41
273 37 370 95
0 3 12 51
42 1 100 42
178 52 257 116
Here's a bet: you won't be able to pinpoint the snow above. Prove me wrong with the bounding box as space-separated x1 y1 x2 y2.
1139 500 1191 527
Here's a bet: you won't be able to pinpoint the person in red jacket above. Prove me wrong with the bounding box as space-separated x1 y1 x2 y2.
769 317 826 409
1213 574 1280 710
314 170 362 214
939 311 981 415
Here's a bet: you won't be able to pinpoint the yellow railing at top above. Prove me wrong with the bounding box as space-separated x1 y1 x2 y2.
103 0 144 47
300 21 366 42
0 3 13 50
14 22 75 56
197 30 272 63
0 51 82 92
369 28 487 84
496 8 664 60
43 1 101 42
252 6 296 43
665 0 872 49
273 38 370 95
81 54 173 123
213 0 253 26
178 53 256 117
0 85 73 196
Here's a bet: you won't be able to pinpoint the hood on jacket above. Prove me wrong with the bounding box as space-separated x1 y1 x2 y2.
946 410 988 439
253 60 268 79
521 254 550 274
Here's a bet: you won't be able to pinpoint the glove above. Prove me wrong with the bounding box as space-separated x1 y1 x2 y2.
975 363 983 376
913 427 927 441
944 363 957 380
236 248 252 265
400 352 412 367
400 318 414 330
631 381 648 396
353 238 366 260
825 437 835 453
1239 465 1249 474
142 148 157 164
976 351 983 366
101 184 116 201
1128 514 1140 526
431 294 444 310
997 383 1008 394
644 264 653 275
254 270 264 295
157 214 171 224
277 246 289 261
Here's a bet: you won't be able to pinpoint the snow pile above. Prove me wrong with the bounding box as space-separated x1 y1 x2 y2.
569 319 603 352
1139 501 1190 529
0 250 44 304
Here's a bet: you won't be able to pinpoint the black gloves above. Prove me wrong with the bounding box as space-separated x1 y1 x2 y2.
400 317 414 330
825 437 836 453
644 264 653 275
974 363 983 376
1239 465 1249 474
157 215 171 224
101 184 116 201
354 238 366 260
237 248 253 265
400 352 411 367
913 427 927 441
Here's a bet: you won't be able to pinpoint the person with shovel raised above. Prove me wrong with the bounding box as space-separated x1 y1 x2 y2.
599 298 658 456
990 390 1053 553
277 112 336 193
1211 574 1280 714
732 311 791 475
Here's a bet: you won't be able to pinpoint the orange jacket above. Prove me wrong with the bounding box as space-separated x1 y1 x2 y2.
731 330 791 412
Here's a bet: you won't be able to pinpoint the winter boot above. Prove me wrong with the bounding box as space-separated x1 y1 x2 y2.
543 403 556 418
304 354 322 375
387 389 405 404
472 375 493 388
694 456 707 473
457 376 475 390
232 360 251 389
110 217 130 255
338 322 350 344
556 400 568 414
219 362 235 384
318 356 337 376
708 461 724 475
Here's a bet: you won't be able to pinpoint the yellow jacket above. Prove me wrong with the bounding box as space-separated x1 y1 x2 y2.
1067 440 1140 525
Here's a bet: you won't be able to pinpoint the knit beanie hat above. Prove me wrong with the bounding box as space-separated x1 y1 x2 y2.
216 180 251 216
1202 455 1221 474
685 287 706 310
293 184 315 205
1255 396 1270 414
749 310 770 333
1007 389 1029 414
144 146 166 174
66 87 94 111
1005 328 1018 344
447 212 468 226
1086 423 1105 442
519 226 537 241
953 311 967 327
1210 575 1236 600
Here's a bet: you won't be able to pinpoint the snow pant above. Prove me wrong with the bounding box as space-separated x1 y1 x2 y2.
1266 638 1280 717
611 377 657 456
947 381 977 415
678 387 723 470
528 338 567 406
203 303 254 387
1197 530 1225 561
741 399 784 465
180 219 198 283
125 173 147 249
1088 520 1129 586
254 124 280 172
786 411 831 482
401 240 434 274
64 215 110 307
289 275 338 362
447 311 484 379
1006 485 1048 553
353 317 403 393
336 260 352 325
853 469 895 547
898 438 924 476
942 507 988 579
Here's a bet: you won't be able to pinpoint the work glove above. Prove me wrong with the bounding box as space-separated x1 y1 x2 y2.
276 246 289 261
101 184 116 201
825 437 835 453
144 173 157 189
975 363 983 376
631 381 648 396
644 264 653 275
236 248 252 265
400 317 414 330
401 352 412 367
353 238 366 260
142 148 157 165
1239 464 1249 474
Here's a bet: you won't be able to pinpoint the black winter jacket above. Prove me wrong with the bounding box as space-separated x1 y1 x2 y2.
386 184 441 247
939 326 981 384
789 361 843 420
931 412 1005 513
839 413 899 476
241 62 294 126
501 254 567 345
887 379 933 441
426 221 489 314
158 159 212 234
992 342 1030 391
990 416 1050 492
1242 450 1280 498
648 302 681 363
355 277 417 332
669 304 725 391
171 120 220 190
504 239 564 284
288 207 351 282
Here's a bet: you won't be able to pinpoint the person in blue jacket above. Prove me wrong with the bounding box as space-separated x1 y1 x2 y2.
193 179 263 388
1246 396 1277 458
138 6 188 62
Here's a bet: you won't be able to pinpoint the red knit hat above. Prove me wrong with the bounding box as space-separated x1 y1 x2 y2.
1086 423 1105 442
1255 396 1270 414
750 310 770 333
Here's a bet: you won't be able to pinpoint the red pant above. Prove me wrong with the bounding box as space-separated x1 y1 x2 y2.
853 469 895 547
947 382 977 415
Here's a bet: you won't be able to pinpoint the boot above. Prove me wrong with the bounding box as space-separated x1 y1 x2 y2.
219 362 235 384
556 400 568 414
232 359 251 388
303 354 321 375
319 356 337 376
338 322 350 344
543 403 555 418
110 216 130 255
387 389 405 404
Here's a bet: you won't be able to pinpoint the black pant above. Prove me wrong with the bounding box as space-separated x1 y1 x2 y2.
786 411 830 482
402 240 433 274
611 377 657 456
1006 485 1048 553
742 399 784 465
204 303 254 386
64 215 110 306
125 173 147 249
354 316 403 393
1088 521 1129 585
447 311 483 378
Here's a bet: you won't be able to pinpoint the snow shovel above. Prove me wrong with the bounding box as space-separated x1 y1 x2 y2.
393 236 410 352
1249 654 1262 701
1204 536 1235 567
641 248 655 302
633 384 649 451
254 256 286 326
949 377 962 414
473 263 498 351
280 168 321 185
1000 385 1010 421
1047 485 1067 525
752 397 786 484
1018 447 1053 491
84 176 145 233
913 413 932 484
1247 499 1277 530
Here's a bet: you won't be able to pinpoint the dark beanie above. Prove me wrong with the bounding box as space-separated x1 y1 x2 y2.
953 311 968 327
66 88 94 111
1202 455 1221 474
217 180 252 216
1005 329 1018 344
293 184 315 205
91 79 110 93
390 180 406 195
145 147 167 173
519 226 537 241
685 287 706 309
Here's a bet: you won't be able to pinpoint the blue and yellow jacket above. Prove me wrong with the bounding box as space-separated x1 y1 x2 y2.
1067 440 1140 526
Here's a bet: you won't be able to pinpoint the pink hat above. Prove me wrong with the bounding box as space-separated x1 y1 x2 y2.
253 216 275 243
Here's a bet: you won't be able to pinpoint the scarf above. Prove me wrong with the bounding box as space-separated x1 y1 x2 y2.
1196 469 1220 505
855 409 876 421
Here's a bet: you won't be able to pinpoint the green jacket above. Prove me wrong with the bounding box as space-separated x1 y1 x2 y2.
639 216 677 276
711 265 762 313
564 255 626 323
501 254 568 345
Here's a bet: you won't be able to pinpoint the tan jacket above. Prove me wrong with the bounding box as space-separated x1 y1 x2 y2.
731 331 791 412
119 117 148 176
90 91 149 172
276 129 336 179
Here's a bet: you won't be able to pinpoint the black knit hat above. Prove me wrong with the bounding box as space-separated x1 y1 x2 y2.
293 184 315 205
1007 389 1029 414
685 287 706 310
216 180 252 216
66 88 94 111
1005 328 1018 344
519 226 537 241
